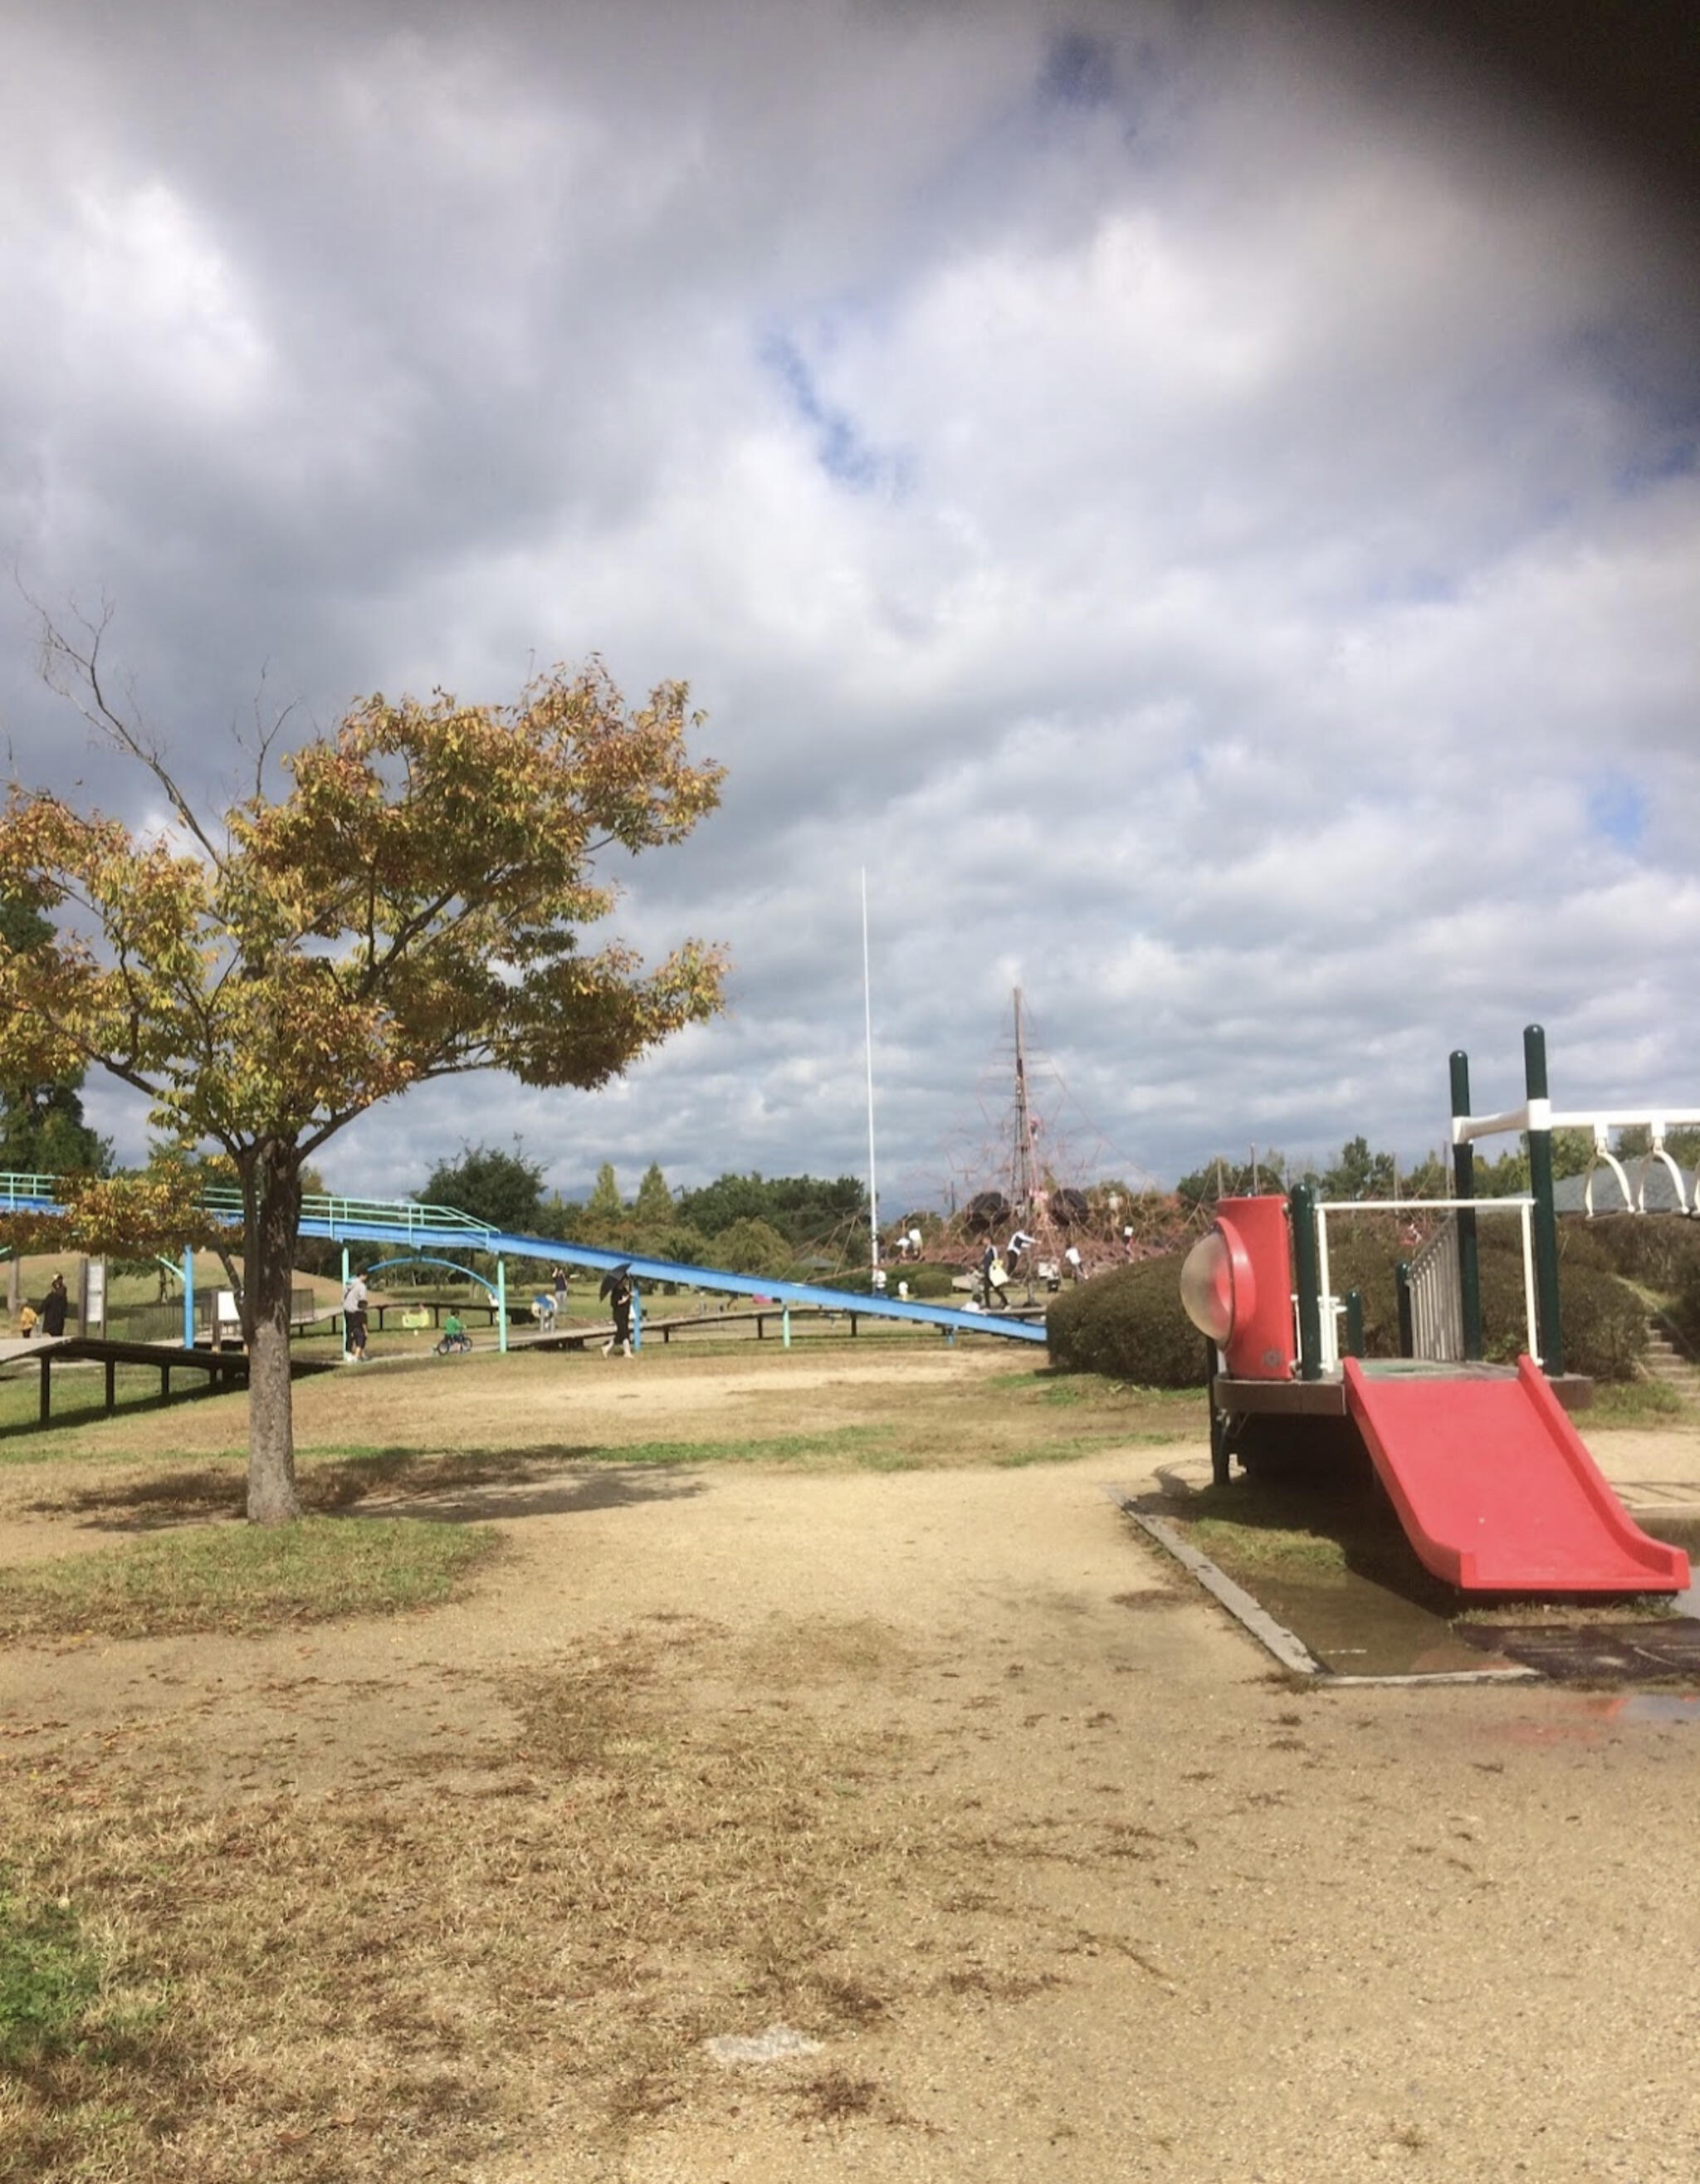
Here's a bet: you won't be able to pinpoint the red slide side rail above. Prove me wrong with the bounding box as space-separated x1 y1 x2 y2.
1343 1356 1690 1595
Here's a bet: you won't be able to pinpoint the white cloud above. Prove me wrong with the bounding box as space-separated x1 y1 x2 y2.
4 0 1699 1213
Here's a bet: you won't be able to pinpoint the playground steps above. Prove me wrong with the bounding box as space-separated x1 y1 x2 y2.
1642 1322 1700 1404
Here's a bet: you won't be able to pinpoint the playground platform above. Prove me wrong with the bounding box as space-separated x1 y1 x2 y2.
0 1333 339 1426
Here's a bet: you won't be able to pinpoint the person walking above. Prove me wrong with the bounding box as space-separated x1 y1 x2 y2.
41 1273 70 1338
599 1265 634 1357
342 1270 369 1361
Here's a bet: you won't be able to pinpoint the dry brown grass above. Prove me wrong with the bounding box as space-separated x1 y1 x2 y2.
0 1612 1015 2181
0 1346 1194 2181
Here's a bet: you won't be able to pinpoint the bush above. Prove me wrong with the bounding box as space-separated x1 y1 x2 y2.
1575 1211 1700 1291
1046 1254 1206 1387
1674 1264 1700 1356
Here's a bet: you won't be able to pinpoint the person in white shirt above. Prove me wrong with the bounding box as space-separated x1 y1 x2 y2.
343 1273 369 1360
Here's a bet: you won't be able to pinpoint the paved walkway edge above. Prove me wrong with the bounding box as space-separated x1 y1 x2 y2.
1124 1505 1540 1688
1126 1507 1326 1677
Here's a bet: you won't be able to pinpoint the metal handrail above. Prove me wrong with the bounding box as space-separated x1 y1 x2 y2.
198 1186 497 1240
1310 1195 1536 1373
0 1173 500 1243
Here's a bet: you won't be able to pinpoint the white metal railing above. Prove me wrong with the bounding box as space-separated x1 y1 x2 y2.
1453 1103 1700 1217
1310 1196 1536 1373
1407 1215 1463 1363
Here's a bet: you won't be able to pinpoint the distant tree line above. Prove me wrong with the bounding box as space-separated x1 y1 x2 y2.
1175 1124 1700 1212
410 1145 872 1280
0 897 111 1178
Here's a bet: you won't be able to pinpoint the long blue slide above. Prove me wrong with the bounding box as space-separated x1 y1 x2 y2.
1 1175 1048 1346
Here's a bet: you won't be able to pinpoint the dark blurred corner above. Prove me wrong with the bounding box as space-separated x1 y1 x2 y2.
1373 0 1700 226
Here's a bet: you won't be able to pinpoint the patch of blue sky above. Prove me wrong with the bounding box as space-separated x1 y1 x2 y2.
757 328 901 493
1366 568 1459 607
1567 320 1700 479
1615 435 1698 496
1586 770 1649 850
1038 29 1116 111
1032 21 1190 168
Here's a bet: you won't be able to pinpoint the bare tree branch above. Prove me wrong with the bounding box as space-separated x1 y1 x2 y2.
29 590 226 870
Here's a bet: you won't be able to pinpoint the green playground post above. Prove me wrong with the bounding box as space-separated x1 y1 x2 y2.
1289 1182 1323 1380
1524 1024 1565 1375
1449 1049 1483 1360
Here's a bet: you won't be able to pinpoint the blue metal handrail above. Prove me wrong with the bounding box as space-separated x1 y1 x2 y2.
0 1172 64 1209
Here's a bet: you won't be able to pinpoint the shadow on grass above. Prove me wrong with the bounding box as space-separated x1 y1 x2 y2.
26 1444 712 1534
1135 1459 1462 1618
0 1372 238 1448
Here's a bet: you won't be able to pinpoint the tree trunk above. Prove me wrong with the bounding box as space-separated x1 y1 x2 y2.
243 1141 304 1524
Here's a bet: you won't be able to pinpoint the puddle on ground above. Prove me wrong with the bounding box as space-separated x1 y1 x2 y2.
1610 1693 1700 1723
1157 1499 1700 1685
1219 1567 1505 1678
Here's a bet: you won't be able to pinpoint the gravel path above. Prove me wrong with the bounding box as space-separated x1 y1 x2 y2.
4 1357 1699 2181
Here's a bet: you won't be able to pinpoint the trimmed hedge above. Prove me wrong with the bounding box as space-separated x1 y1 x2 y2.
824 1261 958 1299
1046 1218 1651 1385
1046 1254 1205 1386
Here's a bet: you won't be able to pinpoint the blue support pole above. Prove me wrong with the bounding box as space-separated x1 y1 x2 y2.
182 1246 195 1350
497 1259 508 1355
631 1285 642 1354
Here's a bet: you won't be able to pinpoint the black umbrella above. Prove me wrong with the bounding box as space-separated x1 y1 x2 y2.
598 1263 632 1300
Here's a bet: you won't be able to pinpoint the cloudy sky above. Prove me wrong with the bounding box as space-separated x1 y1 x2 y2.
3 0 1698 1216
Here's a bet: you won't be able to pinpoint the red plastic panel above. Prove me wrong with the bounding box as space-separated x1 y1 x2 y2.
1217 1195 1295 1380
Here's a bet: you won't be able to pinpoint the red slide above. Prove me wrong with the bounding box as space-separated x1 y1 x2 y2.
1343 1356 1691 1595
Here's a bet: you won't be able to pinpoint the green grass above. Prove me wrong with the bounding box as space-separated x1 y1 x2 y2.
1585 1378 1688 1427
993 1429 1189 1468
1179 1477 1453 1600
586 1426 892 1467
1170 1477 1688 1626
0 1879 105 2066
0 1363 242 1448
0 1517 501 1642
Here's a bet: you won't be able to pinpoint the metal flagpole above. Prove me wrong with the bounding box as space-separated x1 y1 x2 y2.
862 868 879 1275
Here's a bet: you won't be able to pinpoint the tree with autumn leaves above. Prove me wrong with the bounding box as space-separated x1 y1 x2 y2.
0 633 725 1522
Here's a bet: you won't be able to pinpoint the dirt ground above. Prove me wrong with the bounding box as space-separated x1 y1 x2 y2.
4 1345 1700 2182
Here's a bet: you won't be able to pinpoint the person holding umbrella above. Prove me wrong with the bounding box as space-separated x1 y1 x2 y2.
599 1264 635 1357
